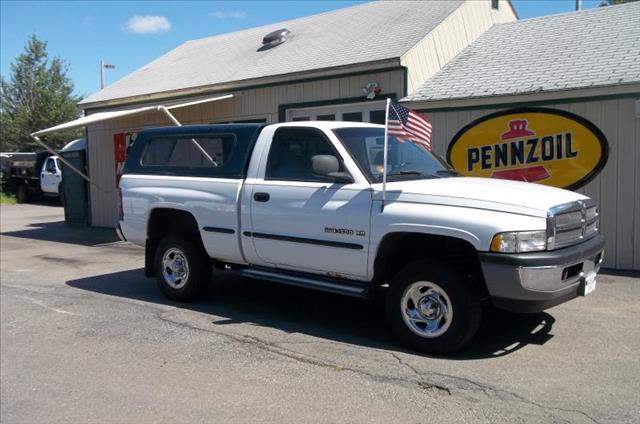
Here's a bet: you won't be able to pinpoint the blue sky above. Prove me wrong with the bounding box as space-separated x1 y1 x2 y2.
1 0 603 99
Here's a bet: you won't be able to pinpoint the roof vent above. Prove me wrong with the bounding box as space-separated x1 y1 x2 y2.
260 28 290 50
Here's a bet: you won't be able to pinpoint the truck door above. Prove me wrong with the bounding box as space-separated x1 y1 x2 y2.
40 157 60 194
246 127 372 280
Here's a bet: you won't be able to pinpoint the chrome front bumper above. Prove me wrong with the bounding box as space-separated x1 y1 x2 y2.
478 235 605 313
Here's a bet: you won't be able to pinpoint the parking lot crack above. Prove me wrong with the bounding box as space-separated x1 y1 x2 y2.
390 352 421 375
155 310 449 395
389 352 601 424
389 352 451 394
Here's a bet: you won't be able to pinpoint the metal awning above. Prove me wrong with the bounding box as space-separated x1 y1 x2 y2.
31 94 233 137
29 94 233 185
31 106 159 137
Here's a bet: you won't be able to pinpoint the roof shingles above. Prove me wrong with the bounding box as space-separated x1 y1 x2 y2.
80 1 463 106
403 2 640 102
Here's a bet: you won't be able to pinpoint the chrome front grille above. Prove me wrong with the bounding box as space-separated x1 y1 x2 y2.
547 200 599 250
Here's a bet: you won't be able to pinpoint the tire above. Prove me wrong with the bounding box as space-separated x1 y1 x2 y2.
16 184 29 204
385 260 481 355
154 235 211 302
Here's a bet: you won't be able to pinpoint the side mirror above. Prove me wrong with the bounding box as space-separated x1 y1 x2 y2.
311 155 354 184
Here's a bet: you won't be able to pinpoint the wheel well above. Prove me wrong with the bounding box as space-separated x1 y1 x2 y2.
372 232 487 296
145 208 207 277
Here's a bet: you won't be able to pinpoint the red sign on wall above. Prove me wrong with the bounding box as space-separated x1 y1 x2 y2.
114 133 134 186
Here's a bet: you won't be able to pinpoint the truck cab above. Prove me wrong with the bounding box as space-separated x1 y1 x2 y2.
118 122 605 354
40 156 62 195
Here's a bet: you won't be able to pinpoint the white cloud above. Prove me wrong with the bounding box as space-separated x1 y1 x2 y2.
125 15 172 34
210 10 246 19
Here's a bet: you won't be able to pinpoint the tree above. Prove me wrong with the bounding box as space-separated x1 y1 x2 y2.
599 0 639 6
0 35 81 152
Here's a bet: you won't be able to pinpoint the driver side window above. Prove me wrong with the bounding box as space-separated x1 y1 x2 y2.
265 128 343 182
45 158 57 173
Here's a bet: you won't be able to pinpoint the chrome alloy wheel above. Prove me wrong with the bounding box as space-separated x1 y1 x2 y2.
400 281 453 338
162 248 190 289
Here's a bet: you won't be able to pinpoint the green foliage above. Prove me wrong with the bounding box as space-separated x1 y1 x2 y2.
599 0 639 6
0 192 17 205
0 35 82 152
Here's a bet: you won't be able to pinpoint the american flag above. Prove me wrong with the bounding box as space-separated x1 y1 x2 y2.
387 101 432 151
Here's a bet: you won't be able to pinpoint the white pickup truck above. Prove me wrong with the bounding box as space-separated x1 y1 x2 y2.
118 122 605 354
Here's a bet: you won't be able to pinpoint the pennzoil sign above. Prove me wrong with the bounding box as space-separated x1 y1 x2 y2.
446 108 609 190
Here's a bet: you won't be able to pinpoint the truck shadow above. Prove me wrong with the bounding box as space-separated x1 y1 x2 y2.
24 197 64 207
67 268 555 360
1 220 119 246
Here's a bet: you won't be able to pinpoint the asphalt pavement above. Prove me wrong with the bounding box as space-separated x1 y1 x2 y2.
1 203 639 423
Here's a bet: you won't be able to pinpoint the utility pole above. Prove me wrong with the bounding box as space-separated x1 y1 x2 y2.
100 60 116 89
576 0 582 11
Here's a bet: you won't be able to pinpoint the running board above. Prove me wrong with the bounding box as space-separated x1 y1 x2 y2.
238 268 370 298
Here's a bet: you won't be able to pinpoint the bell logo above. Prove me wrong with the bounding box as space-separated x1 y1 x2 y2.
501 119 535 139
447 108 609 190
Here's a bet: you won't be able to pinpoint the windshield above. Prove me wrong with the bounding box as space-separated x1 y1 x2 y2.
333 127 456 182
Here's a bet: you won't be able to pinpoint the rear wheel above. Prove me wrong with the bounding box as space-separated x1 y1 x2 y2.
15 184 29 204
154 235 211 302
386 260 481 354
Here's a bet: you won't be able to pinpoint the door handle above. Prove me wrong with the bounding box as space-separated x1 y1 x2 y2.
254 192 270 202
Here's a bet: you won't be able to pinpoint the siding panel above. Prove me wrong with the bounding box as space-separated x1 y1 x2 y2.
401 0 517 94
616 99 636 269
598 99 619 267
635 115 640 270
582 101 602 201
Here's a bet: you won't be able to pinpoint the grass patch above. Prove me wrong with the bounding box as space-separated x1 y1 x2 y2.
0 192 17 205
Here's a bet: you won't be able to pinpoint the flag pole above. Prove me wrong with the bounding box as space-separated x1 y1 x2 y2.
381 98 391 212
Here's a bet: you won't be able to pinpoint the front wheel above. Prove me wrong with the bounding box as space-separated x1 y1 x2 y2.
154 235 211 302
386 260 481 355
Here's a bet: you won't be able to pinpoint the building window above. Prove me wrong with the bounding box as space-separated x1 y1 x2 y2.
211 118 268 124
369 110 386 125
343 112 363 122
491 0 499 10
285 99 387 123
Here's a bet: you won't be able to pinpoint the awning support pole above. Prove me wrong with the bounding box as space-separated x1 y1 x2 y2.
158 106 181 126
157 106 216 166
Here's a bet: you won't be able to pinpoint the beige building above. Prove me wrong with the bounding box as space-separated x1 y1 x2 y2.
68 0 638 270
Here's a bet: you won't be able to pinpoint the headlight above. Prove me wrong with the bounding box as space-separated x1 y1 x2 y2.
490 230 547 253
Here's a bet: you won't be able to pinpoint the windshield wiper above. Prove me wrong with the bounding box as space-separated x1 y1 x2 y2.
432 169 460 177
386 170 424 177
